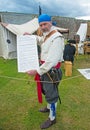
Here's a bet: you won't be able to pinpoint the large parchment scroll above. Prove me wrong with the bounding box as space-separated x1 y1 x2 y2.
17 35 39 72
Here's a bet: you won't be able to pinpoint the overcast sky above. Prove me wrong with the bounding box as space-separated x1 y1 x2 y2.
0 0 90 20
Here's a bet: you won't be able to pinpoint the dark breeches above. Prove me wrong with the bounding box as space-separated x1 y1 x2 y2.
41 68 62 104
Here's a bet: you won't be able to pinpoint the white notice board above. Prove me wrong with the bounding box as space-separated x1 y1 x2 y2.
78 68 90 80
17 35 39 72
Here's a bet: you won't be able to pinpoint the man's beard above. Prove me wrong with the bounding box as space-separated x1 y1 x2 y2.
42 27 51 36
43 29 51 36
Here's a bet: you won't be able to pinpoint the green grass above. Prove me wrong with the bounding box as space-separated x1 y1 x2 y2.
0 55 90 130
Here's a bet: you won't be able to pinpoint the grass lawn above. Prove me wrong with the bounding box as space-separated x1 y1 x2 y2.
0 55 90 130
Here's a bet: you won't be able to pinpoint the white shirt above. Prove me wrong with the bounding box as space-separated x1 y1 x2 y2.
37 26 64 75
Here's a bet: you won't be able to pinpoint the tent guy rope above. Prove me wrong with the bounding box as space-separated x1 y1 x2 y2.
0 74 82 83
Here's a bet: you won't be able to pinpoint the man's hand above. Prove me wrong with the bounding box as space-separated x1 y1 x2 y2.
26 70 37 76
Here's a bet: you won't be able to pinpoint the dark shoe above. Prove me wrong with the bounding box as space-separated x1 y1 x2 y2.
39 107 50 113
40 118 56 129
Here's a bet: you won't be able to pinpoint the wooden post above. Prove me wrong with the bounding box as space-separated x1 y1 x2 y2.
75 43 78 59
64 61 72 76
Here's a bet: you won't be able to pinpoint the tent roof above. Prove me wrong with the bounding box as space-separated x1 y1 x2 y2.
1 18 39 35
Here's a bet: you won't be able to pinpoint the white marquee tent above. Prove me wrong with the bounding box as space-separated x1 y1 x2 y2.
76 23 87 42
76 22 90 54
0 18 69 59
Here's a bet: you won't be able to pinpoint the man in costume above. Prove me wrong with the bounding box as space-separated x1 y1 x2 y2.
63 39 76 63
27 14 64 129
